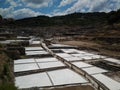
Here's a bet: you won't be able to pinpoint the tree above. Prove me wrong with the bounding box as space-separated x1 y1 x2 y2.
116 9 120 21
107 11 117 25
107 9 120 26
0 15 2 21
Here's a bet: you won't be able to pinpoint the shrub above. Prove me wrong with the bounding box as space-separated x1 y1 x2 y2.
0 84 17 90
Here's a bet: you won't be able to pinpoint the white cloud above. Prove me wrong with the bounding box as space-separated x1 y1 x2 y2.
22 0 53 8
0 6 14 18
63 0 88 13
51 10 66 16
0 7 41 19
6 0 17 7
12 8 41 19
64 0 120 14
59 0 77 7
51 0 120 17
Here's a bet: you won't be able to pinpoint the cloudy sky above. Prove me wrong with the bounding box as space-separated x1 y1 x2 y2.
0 0 120 19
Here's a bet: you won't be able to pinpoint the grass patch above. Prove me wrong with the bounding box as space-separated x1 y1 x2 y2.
0 84 17 90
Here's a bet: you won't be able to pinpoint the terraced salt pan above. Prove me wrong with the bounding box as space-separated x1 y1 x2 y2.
26 51 49 55
92 74 120 90
38 61 65 69
35 57 58 63
51 49 62 51
82 67 108 75
25 47 43 51
48 69 88 86
75 51 87 54
17 36 29 39
61 49 80 54
15 72 52 89
57 53 99 61
64 57 83 61
72 54 105 60
26 50 47 54
65 49 87 54
0 41 11 44
56 53 73 58
15 57 59 64
104 58 120 64
51 44 71 47
82 56 93 60
71 54 95 60
72 62 93 68
14 58 35 64
14 63 39 72
30 41 41 45
91 55 103 59
83 53 95 56
71 54 86 57
6 40 25 42
62 49 87 54
0 40 26 44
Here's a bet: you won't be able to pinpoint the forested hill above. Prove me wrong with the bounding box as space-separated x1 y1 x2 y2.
0 9 120 27
15 12 107 27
